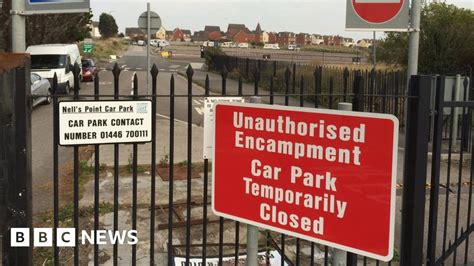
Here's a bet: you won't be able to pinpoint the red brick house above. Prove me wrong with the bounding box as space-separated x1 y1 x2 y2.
232 30 249 43
296 33 312 46
170 28 192 42
226 24 248 39
268 32 278 44
278 32 296 46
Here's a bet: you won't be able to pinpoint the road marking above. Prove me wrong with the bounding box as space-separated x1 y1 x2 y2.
194 107 204 115
155 113 201 127
136 68 143 71
169 65 180 69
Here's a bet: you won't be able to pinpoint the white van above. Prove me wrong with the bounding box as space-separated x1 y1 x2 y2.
157 40 170 47
27 44 81 94
263 43 280 50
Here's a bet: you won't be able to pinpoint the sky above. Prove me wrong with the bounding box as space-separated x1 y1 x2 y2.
90 0 474 40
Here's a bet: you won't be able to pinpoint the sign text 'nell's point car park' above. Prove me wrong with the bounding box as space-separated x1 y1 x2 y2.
212 103 399 261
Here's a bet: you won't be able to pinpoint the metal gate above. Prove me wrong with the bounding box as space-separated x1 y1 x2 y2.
1 56 473 265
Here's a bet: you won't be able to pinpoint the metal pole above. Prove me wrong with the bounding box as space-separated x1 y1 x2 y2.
11 0 26 52
372 31 376 71
329 102 353 266
147 2 151 95
407 0 422 84
246 96 261 266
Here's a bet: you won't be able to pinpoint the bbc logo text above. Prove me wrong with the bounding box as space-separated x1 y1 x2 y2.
10 228 138 247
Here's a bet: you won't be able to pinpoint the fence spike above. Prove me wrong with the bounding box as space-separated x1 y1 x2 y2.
151 64 159 77
52 73 58 95
112 63 121 77
221 64 228 77
186 64 194 78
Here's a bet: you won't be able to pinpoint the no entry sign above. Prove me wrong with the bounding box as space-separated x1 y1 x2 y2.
212 103 398 261
346 0 409 31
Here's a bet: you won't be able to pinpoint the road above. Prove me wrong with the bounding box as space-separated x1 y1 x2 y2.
32 45 207 215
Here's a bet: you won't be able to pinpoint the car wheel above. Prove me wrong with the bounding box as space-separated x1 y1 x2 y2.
44 89 52 105
65 82 71 94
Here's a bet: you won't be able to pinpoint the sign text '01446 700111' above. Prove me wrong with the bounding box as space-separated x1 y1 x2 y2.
58 101 152 146
212 103 398 262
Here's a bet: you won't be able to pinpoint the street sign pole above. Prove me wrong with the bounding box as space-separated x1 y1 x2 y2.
147 2 151 95
11 0 26 52
246 96 261 266
407 0 421 85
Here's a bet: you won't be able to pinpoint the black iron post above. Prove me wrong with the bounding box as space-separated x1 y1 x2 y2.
400 75 432 265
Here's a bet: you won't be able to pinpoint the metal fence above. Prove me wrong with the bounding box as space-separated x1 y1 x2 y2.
1 59 473 265
209 54 407 127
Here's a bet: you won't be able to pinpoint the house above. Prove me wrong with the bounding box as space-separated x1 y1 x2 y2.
324 35 343 46
203 25 222 41
311 34 324 45
268 32 278 44
261 31 269 44
170 28 192 42
192 31 207 43
155 26 166 40
226 24 248 39
357 39 374 48
342 37 356 47
296 33 312 46
125 27 145 39
181 30 192 42
232 30 249 43
89 21 101 38
165 31 173 40
278 32 296 46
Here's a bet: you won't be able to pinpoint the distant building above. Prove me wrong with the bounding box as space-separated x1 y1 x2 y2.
342 37 356 47
261 31 269 43
268 32 278 44
324 35 343 46
90 21 101 38
125 27 145 39
155 26 166 40
192 31 208 43
226 24 248 39
296 33 312 46
277 32 296 46
311 34 324 45
357 39 374 48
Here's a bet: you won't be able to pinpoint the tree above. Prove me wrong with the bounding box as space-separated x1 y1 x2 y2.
377 3 474 74
98 13 118 39
0 0 92 52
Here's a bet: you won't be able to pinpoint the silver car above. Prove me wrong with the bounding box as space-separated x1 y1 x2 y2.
31 73 52 107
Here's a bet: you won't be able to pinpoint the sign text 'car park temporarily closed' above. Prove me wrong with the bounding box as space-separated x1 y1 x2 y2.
212 103 398 261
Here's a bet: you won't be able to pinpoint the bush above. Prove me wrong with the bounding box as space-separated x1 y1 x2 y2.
204 47 225 69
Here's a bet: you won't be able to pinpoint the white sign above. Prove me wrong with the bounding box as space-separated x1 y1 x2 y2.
174 250 288 266
59 101 152 145
203 97 244 159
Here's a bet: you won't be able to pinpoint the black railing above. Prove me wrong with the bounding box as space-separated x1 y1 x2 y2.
208 54 407 127
2 59 472 265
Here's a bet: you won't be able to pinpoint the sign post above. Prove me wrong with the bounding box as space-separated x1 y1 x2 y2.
213 103 399 261
83 38 93 54
138 5 161 95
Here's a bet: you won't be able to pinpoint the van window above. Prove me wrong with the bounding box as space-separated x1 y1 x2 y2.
31 55 67 69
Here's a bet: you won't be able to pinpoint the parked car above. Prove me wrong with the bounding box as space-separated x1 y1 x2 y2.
263 43 280 50
137 40 145 46
31 73 52 107
157 40 170 48
81 59 99 82
238 43 249 48
203 41 215 47
27 44 82 94
149 39 159 47
288 44 301 51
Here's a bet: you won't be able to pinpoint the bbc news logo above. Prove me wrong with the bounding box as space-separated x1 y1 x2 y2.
11 228 138 247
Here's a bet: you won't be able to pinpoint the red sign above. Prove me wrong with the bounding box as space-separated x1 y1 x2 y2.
212 103 398 261
352 0 404 24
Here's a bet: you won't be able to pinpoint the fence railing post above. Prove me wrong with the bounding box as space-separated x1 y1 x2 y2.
0 54 33 265
400 75 432 265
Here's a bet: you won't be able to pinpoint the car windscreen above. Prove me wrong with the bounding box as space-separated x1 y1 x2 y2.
82 60 91 68
31 55 67 69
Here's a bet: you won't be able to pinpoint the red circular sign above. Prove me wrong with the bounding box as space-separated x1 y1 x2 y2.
352 0 404 24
